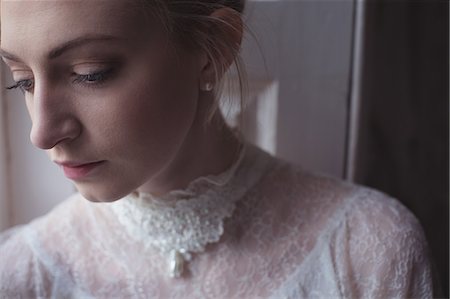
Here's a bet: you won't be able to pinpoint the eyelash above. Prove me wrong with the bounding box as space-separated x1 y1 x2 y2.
5 80 33 94
72 68 114 86
5 68 115 93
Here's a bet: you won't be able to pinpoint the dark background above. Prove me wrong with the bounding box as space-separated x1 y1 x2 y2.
354 1 448 297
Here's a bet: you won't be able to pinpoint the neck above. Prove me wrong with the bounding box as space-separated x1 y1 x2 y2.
136 101 242 197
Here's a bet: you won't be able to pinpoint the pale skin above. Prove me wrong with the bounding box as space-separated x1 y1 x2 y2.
0 0 243 202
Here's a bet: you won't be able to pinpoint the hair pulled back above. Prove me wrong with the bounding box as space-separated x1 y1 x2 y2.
136 0 248 124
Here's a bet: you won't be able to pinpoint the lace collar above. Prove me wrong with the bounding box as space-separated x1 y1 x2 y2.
109 141 273 278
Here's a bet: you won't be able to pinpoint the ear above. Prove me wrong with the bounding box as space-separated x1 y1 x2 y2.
199 7 244 91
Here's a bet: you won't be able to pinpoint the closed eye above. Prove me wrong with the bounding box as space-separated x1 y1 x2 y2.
5 79 33 94
72 68 115 85
4 68 116 94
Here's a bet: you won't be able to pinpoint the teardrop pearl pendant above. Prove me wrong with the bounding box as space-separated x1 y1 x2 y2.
169 250 185 278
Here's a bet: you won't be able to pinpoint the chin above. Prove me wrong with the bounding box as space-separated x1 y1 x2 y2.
74 182 132 203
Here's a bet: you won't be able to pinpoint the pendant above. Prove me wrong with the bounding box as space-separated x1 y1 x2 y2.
169 250 185 278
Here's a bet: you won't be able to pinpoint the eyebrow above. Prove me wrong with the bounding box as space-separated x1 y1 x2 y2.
0 34 126 62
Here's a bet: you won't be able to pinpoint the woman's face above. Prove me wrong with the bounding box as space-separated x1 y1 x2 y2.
0 0 204 201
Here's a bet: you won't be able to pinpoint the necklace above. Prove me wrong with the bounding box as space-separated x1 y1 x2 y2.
110 142 272 278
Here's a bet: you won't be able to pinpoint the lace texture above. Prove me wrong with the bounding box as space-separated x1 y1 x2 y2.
0 142 434 298
109 142 251 277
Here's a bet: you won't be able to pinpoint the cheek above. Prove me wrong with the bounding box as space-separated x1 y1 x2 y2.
69 52 201 201
84 61 200 164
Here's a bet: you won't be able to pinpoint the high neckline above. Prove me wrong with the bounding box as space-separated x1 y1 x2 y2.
128 139 248 205
109 141 275 278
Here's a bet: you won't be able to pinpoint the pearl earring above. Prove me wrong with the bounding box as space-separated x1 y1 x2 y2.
202 82 213 91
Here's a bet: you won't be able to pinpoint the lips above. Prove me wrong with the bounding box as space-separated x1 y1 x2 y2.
56 160 105 180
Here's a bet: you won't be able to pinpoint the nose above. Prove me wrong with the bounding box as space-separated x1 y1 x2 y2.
29 83 81 150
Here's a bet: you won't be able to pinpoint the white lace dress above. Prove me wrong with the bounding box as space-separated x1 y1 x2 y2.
0 142 433 298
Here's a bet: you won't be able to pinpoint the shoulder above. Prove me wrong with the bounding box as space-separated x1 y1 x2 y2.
336 185 433 297
1 192 89 249
341 183 426 241
259 153 423 235
266 156 430 255
0 224 48 297
265 158 433 297
0 192 85 297
330 181 431 268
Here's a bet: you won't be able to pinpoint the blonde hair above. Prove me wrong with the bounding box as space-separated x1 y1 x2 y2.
135 0 248 126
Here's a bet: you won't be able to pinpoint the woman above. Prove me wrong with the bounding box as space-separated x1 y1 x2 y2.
0 0 433 298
